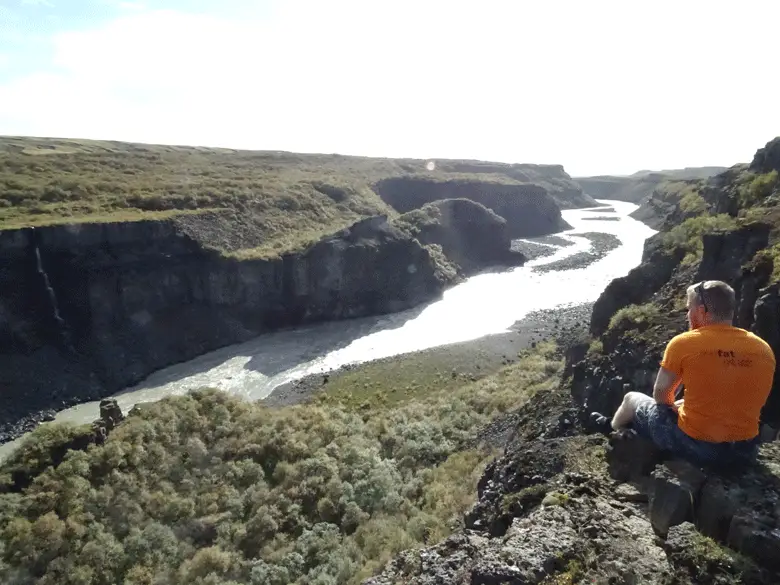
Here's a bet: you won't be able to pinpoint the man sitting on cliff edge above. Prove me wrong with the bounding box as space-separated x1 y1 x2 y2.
590 280 777 467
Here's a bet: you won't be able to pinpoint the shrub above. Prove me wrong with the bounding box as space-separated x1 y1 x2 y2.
0 344 562 585
607 303 661 334
662 214 738 264
737 170 779 207
678 189 708 214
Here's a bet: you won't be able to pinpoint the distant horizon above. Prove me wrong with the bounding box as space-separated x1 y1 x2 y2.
1 0 778 176
0 132 748 179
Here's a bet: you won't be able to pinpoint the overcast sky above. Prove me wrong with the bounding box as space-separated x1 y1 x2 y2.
1 0 778 176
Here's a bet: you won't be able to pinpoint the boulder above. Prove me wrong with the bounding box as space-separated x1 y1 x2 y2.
605 430 663 484
648 459 707 537
98 398 124 431
604 434 780 574
664 522 773 584
727 513 780 571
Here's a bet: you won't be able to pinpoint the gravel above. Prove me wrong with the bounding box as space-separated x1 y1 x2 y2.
531 232 620 274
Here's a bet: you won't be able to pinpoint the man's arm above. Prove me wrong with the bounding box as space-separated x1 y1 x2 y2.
653 366 682 406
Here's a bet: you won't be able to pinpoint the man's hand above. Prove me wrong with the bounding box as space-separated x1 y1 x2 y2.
653 366 681 405
672 398 684 413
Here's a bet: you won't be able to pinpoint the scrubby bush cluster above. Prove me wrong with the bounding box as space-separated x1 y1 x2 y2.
0 344 561 585
607 302 662 336
662 214 739 264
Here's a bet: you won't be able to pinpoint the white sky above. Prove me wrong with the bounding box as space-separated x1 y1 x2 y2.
1 0 779 176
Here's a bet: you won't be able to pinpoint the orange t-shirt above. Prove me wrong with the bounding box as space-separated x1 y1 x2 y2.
660 324 776 442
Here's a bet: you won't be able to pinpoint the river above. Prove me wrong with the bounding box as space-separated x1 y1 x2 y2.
0 199 655 461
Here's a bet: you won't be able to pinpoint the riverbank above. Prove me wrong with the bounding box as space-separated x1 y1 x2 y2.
265 302 592 408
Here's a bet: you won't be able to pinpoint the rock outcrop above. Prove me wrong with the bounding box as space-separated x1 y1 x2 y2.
366 414 780 584
394 198 526 275
0 216 453 441
750 137 780 174
373 177 572 238
604 431 780 576
368 139 780 585
431 161 598 209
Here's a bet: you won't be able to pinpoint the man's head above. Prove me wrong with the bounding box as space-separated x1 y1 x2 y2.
685 280 736 329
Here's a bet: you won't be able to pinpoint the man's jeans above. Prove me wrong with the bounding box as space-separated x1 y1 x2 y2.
632 395 759 467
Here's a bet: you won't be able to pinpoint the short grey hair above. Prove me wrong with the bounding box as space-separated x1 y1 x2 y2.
686 280 736 322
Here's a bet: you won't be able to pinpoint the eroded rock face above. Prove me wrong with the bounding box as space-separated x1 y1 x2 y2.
589 232 684 336
0 216 452 441
750 137 780 174
373 177 572 238
753 286 780 425
395 198 526 275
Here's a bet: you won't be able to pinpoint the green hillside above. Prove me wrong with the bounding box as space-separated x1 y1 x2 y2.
0 136 585 257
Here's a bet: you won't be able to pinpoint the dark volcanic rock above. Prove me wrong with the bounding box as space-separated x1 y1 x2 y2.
750 137 780 174
590 232 684 336
366 435 675 585
604 432 780 579
753 285 780 425
395 198 526 275
697 222 770 283
373 177 572 238
0 215 453 441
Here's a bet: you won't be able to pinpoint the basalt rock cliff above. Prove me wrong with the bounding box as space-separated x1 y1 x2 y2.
374 177 573 238
394 198 526 276
0 216 456 441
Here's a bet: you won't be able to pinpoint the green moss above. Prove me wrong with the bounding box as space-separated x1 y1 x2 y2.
607 303 662 334
540 559 585 585
585 339 603 358
678 188 709 214
662 214 739 260
500 484 550 515
736 170 779 207
672 529 766 583
746 242 780 283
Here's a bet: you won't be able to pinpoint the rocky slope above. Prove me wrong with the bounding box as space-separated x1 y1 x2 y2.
366 360 780 584
366 138 780 584
374 177 573 238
